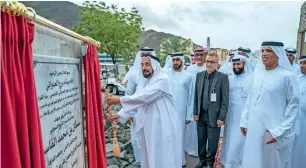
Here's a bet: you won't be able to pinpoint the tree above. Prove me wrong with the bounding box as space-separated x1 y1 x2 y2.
159 36 191 66
73 1 143 64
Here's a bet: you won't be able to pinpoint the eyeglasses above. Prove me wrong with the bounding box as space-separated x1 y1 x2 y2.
206 60 217 64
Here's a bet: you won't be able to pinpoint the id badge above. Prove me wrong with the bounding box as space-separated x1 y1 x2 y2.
211 93 217 102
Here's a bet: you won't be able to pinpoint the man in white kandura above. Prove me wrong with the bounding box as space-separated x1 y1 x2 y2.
107 52 182 168
167 52 194 167
240 41 299 168
122 47 156 165
185 46 208 157
285 48 300 75
220 55 253 168
291 55 306 167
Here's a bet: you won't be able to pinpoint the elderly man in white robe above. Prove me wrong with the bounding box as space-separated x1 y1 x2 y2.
185 46 208 157
220 55 253 168
291 55 306 167
240 41 299 168
285 48 300 75
107 52 182 168
167 52 194 167
122 47 156 165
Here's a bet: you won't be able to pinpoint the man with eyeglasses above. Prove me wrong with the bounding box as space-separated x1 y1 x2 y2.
194 52 229 168
185 46 208 158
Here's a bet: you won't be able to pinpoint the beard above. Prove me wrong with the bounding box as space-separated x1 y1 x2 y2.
233 66 245 75
142 69 154 78
173 63 182 70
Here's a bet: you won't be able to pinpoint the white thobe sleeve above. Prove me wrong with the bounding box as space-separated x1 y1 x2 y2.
117 87 165 124
269 76 299 141
124 77 136 96
123 77 137 121
186 75 195 121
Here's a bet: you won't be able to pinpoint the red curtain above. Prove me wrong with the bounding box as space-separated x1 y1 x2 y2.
1 12 46 168
83 44 107 168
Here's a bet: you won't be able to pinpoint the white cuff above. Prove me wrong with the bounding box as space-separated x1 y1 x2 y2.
186 117 193 121
117 109 130 124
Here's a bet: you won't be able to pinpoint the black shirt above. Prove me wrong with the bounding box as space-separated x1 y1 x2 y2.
201 70 217 112
205 70 216 90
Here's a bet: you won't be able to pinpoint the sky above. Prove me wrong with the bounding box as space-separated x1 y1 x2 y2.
73 0 304 51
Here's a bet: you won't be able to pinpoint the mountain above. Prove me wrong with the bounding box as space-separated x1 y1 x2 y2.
22 1 81 29
22 1 200 54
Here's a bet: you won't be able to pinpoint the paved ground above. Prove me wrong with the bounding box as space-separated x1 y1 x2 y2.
186 154 224 168
186 153 199 168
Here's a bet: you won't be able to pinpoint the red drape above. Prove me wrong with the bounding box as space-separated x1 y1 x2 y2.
1 12 46 168
83 44 107 168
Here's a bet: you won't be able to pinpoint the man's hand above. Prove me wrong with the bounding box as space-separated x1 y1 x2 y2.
194 115 199 122
106 96 120 105
240 127 247 136
266 130 276 144
110 114 120 122
128 117 133 125
216 120 224 127
185 120 191 124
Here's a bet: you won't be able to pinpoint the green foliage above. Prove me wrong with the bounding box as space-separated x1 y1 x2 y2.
73 1 144 64
159 36 191 66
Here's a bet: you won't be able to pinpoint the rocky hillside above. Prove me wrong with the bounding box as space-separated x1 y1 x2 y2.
22 1 81 29
22 1 199 54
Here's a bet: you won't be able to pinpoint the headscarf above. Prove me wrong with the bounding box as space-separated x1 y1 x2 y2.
238 47 256 71
122 47 156 83
163 53 173 69
285 48 301 74
255 41 292 73
285 48 297 59
169 52 185 74
298 55 306 64
193 46 208 67
194 46 209 55
136 52 162 91
231 55 253 74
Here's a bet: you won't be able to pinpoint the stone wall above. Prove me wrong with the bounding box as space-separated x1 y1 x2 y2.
297 2 306 57
300 2 306 31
